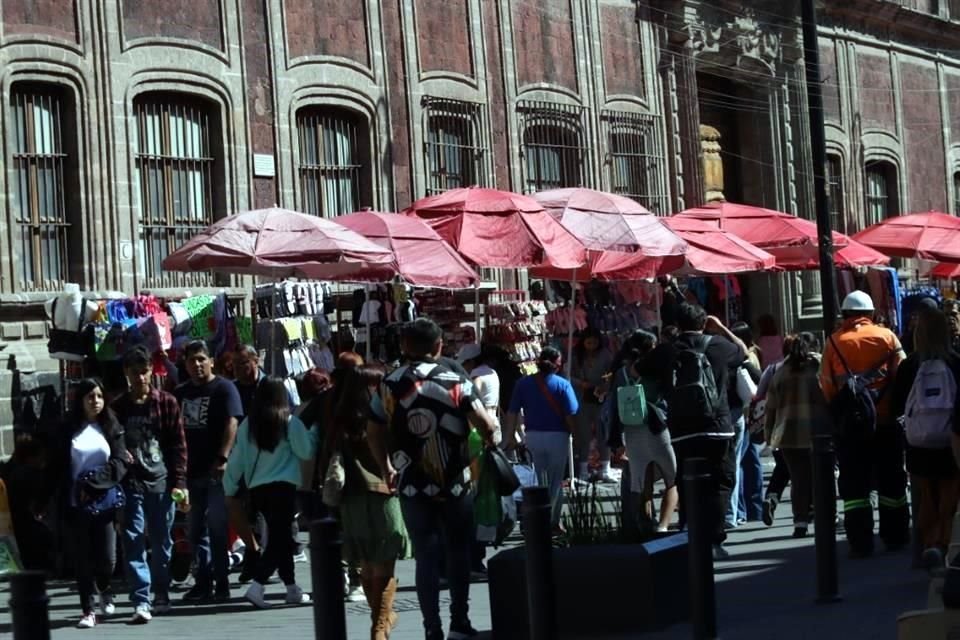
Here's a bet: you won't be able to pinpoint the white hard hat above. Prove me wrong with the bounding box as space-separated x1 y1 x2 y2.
841 290 874 313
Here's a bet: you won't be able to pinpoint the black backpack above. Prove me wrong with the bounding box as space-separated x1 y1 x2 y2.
668 336 724 438
828 336 890 439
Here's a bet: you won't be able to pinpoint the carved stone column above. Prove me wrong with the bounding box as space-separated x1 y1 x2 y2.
700 125 725 202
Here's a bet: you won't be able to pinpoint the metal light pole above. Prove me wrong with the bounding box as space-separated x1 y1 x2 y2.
801 0 841 604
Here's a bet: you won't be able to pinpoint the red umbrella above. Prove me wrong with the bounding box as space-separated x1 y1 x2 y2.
661 217 776 274
852 211 960 262
323 211 480 288
533 188 687 255
676 202 889 270
161 208 393 278
931 263 960 279
403 187 586 269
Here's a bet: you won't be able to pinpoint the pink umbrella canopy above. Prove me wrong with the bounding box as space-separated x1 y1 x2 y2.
533 188 687 256
661 217 776 274
161 208 394 278
319 211 480 288
403 187 586 269
852 211 960 262
931 263 960 279
676 202 889 270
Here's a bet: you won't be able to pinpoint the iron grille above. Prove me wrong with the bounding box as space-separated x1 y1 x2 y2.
601 110 668 214
864 163 892 228
11 86 71 290
517 100 590 193
826 155 846 234
297 108 367 217
135 95 217 288
422 97 490 195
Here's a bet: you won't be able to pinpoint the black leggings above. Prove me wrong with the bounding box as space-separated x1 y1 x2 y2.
250 482 297 585
69 509 117 614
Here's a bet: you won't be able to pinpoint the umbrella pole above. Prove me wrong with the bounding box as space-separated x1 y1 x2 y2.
724 275 731 326
567 274 577 484
365 285 372 362
474 285 481 342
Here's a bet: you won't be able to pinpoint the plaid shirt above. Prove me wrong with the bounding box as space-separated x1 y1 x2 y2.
765 356 830 449
112 388 188 492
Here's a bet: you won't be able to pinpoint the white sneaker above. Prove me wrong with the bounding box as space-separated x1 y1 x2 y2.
292 551 308 564
285 584 311 605
99 595 115 617
130 604 152 624
76 613 97 629
344 584 366 603
244 581 271 609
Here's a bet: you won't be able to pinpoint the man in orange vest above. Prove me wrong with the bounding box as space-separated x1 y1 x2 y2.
820 291 907 558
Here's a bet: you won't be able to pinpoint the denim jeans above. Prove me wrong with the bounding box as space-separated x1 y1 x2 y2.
401 494 475 632
726 414 746 525
525 430 570 528
739 440 765 521
123 490 176 606
187 476 229 588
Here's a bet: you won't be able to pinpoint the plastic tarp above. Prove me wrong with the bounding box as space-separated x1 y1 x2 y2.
852 211 960 262
161 208 394 278
326 211 481 289
403 187 586 269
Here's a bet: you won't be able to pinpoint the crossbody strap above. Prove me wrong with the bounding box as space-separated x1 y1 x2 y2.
533 374 565 421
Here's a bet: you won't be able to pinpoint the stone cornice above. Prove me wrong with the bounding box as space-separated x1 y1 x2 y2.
820 0 960 50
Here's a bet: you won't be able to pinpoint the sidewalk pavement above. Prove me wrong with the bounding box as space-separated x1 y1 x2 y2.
0 491 930 639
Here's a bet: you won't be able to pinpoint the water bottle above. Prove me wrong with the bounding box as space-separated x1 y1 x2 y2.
171 488 190 513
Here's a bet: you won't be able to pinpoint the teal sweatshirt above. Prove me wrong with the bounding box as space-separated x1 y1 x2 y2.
224 415 318 497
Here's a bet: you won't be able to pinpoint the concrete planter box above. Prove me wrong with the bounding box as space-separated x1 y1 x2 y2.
487 533 689 639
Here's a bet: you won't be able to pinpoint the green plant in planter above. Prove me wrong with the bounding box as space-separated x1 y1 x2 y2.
559 479 625 546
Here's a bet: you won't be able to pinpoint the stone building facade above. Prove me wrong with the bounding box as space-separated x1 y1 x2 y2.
0 0 958 453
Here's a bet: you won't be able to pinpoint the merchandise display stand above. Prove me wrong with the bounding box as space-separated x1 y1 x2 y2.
253 281 334 403
483 290 547 376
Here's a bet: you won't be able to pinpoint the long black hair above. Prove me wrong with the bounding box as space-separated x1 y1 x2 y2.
537 346 563 375
334 367 385 440
248 377 291 452
68 378 119 436
787 332 819 370
573 327 603 364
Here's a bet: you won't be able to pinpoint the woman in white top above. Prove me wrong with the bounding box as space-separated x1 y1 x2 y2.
456 344 501 437
50 378 128 629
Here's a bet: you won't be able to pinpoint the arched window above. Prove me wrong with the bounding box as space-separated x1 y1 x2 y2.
423 97 488 195
602 110 667 214
9 82 79 291
296 107 371 217
826 154 845 234
864 161 898 228
518 100 587 193
953 170 960 215
134 92 223 287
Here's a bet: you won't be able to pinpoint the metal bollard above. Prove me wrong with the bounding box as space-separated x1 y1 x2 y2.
910 480 923 569
683 457 719 640
522 486 557 640
310 518 347 640
10 571 50 640
812 434 842 603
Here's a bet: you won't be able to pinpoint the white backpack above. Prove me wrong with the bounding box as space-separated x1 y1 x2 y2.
904 359 957 449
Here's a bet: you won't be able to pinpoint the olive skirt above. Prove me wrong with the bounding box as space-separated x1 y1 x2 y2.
339 491 411 564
